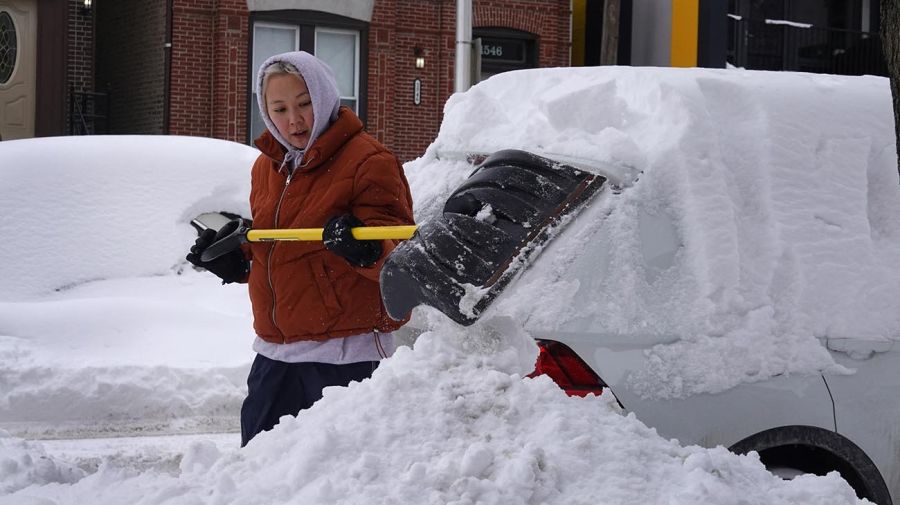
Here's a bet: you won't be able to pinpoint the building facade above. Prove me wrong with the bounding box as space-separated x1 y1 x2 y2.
0 0 887 160
0 0 570 161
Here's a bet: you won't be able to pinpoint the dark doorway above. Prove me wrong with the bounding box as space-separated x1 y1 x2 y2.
474 28 537 82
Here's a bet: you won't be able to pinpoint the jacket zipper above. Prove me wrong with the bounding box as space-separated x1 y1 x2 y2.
267 166 294 343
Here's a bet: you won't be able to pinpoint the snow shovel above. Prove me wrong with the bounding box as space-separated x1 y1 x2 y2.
200 220 417 262
379 149 608 326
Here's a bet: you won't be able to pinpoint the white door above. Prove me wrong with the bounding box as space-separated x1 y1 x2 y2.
0 0 36 140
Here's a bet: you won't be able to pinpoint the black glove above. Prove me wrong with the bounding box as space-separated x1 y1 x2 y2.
185 220 250 284
323 214 383 267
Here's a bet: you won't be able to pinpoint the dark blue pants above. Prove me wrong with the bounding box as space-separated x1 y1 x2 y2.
240 354 378 447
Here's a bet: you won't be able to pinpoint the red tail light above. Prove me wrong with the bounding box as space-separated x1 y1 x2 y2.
527 339 606 397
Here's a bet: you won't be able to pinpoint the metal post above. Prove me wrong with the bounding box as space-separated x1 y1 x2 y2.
472 37 482 84
455 0 473 92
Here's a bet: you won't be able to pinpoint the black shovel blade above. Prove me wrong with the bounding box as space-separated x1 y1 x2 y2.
200 218 252 262
381 149 607 325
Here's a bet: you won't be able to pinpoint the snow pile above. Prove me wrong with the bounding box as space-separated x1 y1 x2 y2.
0 430 85 494
0 135 257 300
0 272 252 439
406 66 900 397
1 318 865 504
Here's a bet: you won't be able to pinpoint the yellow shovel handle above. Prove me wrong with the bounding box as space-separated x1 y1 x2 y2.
246 225 417 242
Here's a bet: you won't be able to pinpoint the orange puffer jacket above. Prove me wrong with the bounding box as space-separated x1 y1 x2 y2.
247 107 414 343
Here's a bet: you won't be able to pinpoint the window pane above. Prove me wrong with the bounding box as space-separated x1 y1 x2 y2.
339 98 357 111
250 96 265 143
253 24 297 92
316 30 357 100
0 12 18 85
251 23 298 141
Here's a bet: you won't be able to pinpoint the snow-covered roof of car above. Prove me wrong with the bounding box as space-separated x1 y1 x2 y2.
0 135 257 299
404 66 900 397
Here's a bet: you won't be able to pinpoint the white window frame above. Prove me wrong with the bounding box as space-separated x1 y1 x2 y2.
314 26 360 113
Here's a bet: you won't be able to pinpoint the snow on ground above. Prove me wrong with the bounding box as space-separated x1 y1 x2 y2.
1 67 894 503
1 319 864 504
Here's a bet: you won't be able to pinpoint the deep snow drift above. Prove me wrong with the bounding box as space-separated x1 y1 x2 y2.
1 66 895 504
1 319 864 504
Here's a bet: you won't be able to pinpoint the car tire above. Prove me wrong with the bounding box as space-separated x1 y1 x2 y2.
730 425 892 505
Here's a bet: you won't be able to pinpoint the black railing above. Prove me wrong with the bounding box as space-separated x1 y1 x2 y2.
728 17 887 77
69 88 109 135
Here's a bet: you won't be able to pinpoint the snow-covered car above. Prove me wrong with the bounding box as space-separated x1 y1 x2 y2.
0 135 257 301
1 127 869 504
0 135 259 439
400 67 900 505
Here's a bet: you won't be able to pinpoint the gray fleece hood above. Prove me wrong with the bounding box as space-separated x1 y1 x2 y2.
256 51 341 171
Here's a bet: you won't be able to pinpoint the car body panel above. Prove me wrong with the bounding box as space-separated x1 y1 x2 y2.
826 342 900 504
503 169 839 456
539 331 835 449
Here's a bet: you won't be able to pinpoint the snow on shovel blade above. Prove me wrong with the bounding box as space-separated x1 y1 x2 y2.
380 149 607 326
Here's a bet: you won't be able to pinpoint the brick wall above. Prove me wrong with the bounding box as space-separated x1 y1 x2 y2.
67 0 94 133
168 0 247 141
211 3 248 141
158 0 568 157
369 0 571 162
95 1 166 134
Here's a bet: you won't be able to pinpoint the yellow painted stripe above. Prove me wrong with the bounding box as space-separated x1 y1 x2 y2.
572 0 587 66
247 225 418 242
671 0 699 67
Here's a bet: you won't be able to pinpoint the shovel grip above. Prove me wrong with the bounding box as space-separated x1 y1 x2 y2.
247 225 417 242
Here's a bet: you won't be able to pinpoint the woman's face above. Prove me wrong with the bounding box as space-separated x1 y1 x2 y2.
265 73 315 149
